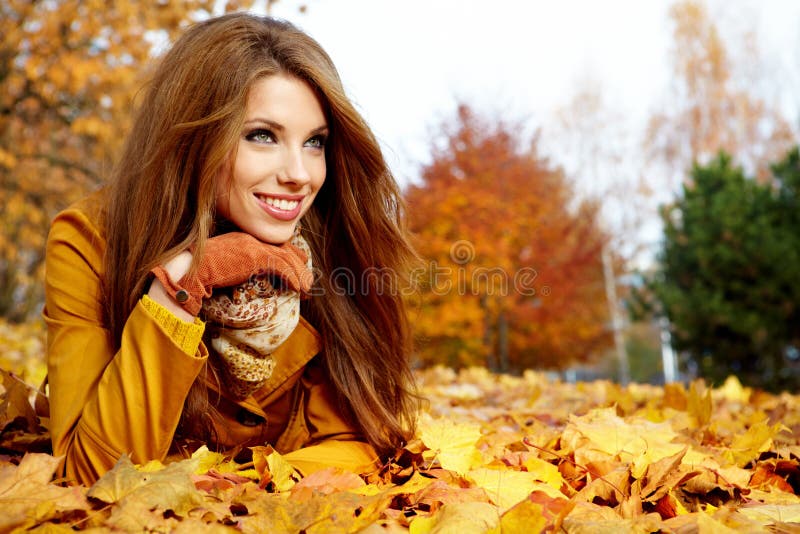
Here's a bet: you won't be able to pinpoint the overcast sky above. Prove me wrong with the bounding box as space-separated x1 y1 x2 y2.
264 0 800 189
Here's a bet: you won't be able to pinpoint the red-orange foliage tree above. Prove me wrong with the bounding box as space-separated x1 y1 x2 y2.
405 105 613 372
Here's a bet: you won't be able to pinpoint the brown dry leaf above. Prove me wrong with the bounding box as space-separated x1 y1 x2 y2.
411 479 492 511
193 469 254 493
633 446 699 503
575 465 631 506
0 368 38 432
238 487 390 534
682 456 754 495
0 453 89 532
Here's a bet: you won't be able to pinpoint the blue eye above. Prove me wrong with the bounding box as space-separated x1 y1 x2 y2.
246 129 275 144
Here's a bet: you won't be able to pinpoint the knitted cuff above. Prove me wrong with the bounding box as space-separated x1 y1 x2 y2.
141 295 205 356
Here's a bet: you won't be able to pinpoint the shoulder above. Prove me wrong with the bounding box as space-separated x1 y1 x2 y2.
47 189 107 274
49 189 106 242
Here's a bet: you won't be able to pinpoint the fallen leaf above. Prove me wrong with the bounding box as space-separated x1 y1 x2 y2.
0 453 89 532
561 407 686 477
688 380 713 428
498 500 546 534
418 414 483 475
289 467 365 500
409 501 500 534
88 454 204 516
523 456 565 490
468 467 565 511
0 368 38 432
715 376 751 404
634 446 699 503
738 503 800 525
412 479 492 510
723 421 788 467
251 445 300 491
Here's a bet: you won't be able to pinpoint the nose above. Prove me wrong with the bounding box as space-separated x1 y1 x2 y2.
278 147 311 187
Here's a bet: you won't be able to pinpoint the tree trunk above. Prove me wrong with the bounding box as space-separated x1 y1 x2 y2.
481 294 497 371
498 309 509 373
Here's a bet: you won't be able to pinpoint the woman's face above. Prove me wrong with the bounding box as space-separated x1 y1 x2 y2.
216 74 328 244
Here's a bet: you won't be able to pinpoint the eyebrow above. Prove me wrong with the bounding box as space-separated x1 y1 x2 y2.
243 118 328 136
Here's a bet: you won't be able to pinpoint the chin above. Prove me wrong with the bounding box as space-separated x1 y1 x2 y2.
251 226 295 245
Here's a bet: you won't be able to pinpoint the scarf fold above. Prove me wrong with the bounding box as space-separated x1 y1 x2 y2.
201 231 312 399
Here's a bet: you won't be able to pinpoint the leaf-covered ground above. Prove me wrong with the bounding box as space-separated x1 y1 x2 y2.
1 366 799 533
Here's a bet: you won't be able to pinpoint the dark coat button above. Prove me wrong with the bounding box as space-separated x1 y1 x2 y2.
236 408 265 427
175 289 189 303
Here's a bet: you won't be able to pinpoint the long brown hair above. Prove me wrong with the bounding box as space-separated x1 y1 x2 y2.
103 14 418 455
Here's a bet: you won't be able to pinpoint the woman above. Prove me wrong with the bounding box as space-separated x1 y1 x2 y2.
44 13 418 486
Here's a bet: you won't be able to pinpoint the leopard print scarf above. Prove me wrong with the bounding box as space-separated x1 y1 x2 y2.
201 231 312 399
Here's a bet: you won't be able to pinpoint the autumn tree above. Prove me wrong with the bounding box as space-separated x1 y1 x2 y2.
406 105 613 372
646 0 796 189
0 0 257 322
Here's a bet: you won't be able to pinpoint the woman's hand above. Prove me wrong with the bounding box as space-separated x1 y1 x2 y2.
148 251 194 321
150 232 312 316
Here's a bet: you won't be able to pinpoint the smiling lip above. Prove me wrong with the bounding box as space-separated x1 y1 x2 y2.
254 193 304 221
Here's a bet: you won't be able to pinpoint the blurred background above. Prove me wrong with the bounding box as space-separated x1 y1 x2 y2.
1 0 798 391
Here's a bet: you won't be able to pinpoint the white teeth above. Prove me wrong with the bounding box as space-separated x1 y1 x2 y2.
260 195 300 211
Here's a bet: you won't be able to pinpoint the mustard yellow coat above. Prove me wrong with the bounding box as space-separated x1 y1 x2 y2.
43 200 377 486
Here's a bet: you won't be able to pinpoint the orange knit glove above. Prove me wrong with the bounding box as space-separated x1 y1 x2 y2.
151 232 313 316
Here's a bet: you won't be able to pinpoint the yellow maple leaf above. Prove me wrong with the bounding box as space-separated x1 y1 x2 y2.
189 445 242 475
523 456 564 490
251 445 301 491
468 467 565 512
418 414 483 475
409 501 500 534
715 375 751 403
267 450 300 492
499 500 547 534
135 459 166 473
723 421 789 467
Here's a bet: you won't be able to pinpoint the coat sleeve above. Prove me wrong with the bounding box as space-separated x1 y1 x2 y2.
43 207 208 486
280 358 380 476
